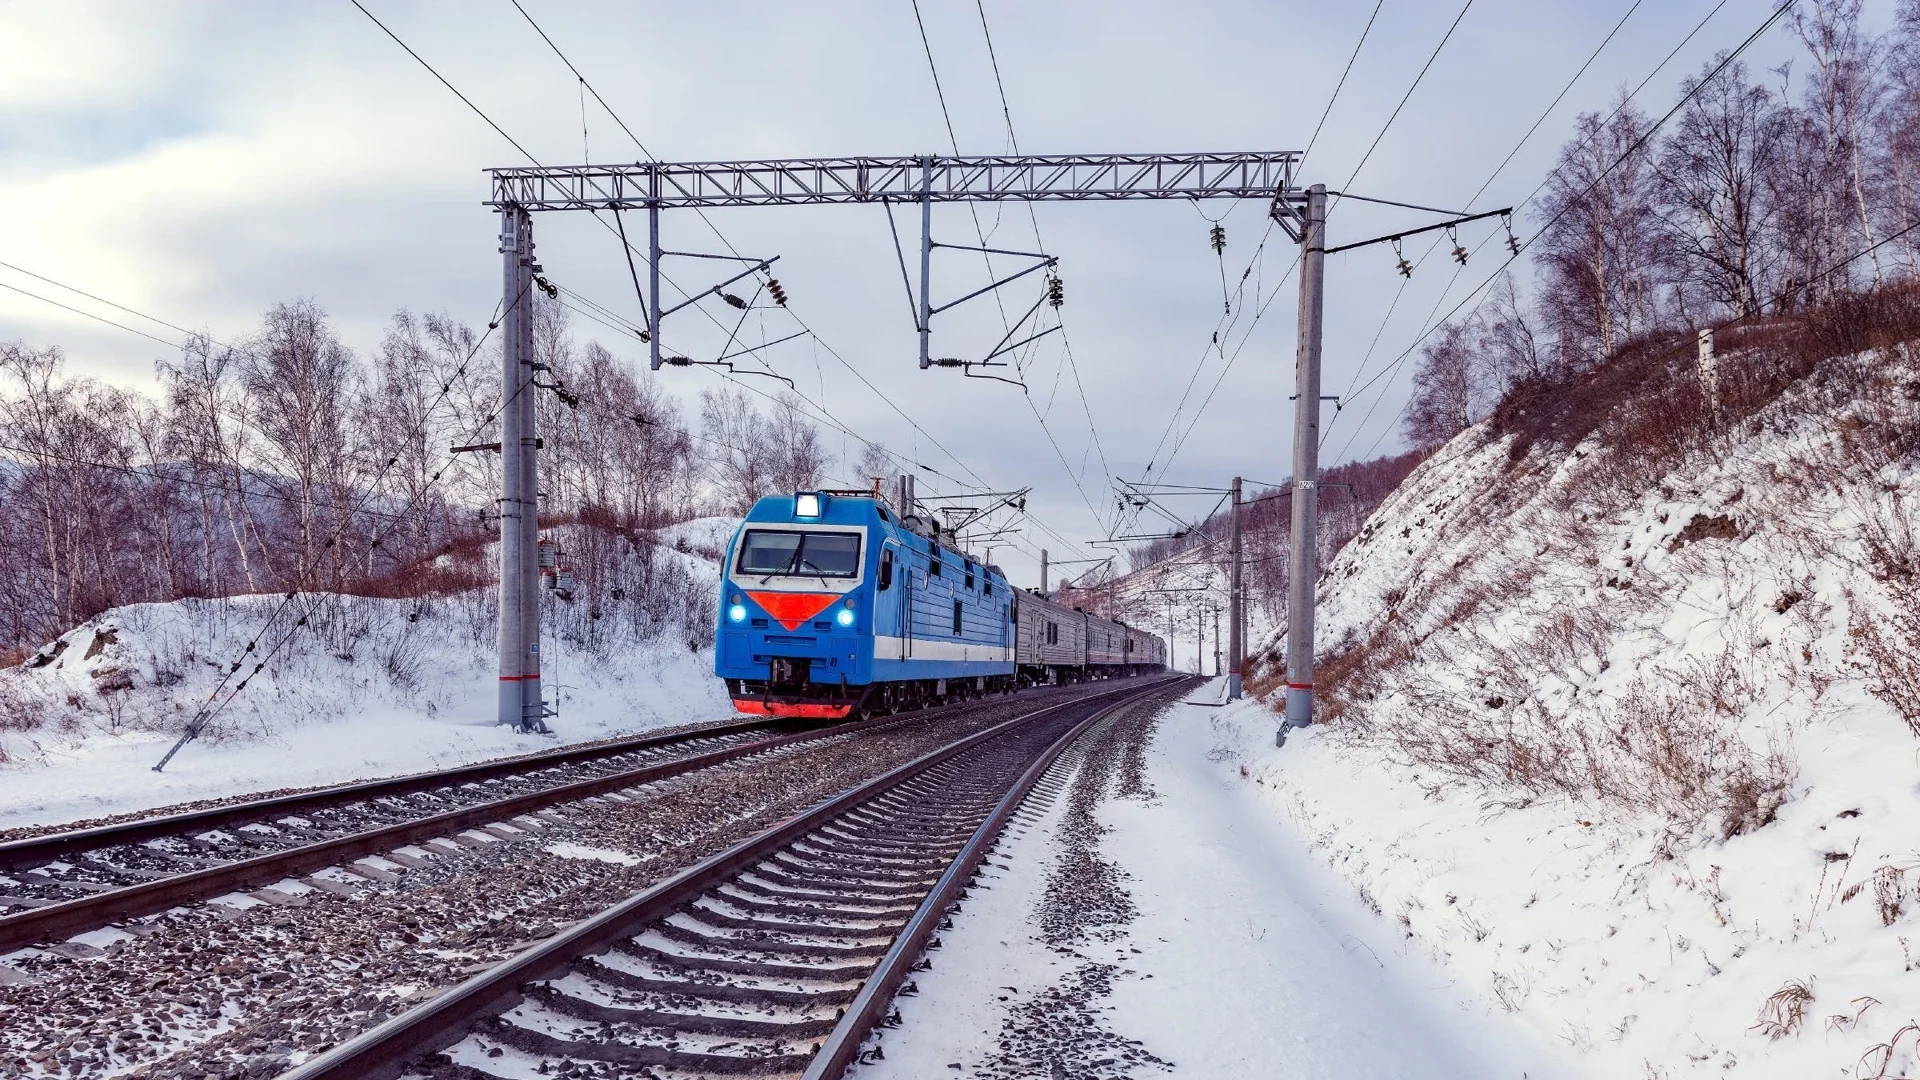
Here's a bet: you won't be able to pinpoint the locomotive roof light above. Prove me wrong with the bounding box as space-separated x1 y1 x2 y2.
794 492 823 518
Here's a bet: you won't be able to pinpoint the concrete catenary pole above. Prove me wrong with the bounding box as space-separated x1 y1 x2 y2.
1039 549 1049 598
1228 475 1244 699
1213 607 1222 677
1284 184 1327 739
498 206 542 730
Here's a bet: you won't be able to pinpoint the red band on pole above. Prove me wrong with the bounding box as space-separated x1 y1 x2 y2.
1285 682 1313 690
498 673 541 681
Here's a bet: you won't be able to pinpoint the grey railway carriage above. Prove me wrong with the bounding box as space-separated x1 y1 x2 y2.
1012 587 1164 685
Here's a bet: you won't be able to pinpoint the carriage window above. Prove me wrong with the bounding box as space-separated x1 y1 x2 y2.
929 550 942 577
953 600 963 634
878 548 894 591
964 561 975 590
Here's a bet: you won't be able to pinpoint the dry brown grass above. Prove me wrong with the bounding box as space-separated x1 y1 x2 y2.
1856 1021 1920 1079
1751 978 1817 1041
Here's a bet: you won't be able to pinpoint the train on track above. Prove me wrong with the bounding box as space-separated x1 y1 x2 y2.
714 489 1166 718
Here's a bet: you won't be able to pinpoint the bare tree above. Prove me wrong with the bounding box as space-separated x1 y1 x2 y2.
241 300 358 588
1791 0 1886 285
852 440 897 495
1404 320 1483 449
1876 0 1920 272
700 385 772 515
1476 272 1546 387
1653 56 1785 317
1535 97 1669 365
766 393 827 496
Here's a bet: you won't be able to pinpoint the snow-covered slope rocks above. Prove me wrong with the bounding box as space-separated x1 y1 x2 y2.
1228 333 1920 1076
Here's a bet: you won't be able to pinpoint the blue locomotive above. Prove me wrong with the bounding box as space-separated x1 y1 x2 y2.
713 490 1166 718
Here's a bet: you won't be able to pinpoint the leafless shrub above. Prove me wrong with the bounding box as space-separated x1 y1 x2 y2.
1851 505 1920 735
1751 978 1816 1041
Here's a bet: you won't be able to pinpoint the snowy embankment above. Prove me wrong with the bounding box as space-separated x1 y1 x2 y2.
857 686 1564 1079
0 518 738 830
1241 344 1920 1076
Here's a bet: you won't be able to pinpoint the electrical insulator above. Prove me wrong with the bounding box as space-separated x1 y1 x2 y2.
635 328 650 342
722 293 747 310
1209 225 1226 254
665 355 694 366
767 279 789 306
1447 227 1468 265
1503 214 1521 256
1393 239 1412 278
1047 275 1064 308
534 275 558 299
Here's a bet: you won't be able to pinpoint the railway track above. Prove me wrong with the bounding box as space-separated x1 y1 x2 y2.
0 712 921 955
277 674 1191 1080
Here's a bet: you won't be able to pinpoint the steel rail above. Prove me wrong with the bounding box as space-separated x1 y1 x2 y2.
0 714 792 872
278 675 1182 1080
800 678 1177 1078
0 709 922 955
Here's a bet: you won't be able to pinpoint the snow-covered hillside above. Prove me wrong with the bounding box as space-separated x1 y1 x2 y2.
1233 341 1920 1076
0 517 741 829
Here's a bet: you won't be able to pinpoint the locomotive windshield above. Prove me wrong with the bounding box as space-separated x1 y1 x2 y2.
737 530 863 578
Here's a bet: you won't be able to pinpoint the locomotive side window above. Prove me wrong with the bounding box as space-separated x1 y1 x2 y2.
878 548 893 590
964 561 975 590
952 600 963 634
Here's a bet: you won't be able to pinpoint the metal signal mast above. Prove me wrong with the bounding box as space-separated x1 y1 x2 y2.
482 151 1331 736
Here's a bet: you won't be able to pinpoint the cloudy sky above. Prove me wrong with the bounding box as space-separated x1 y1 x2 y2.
0 0 1813 588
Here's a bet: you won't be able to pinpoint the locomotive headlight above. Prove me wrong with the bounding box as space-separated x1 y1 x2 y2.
728 603 747 623
837 608 855 626
794 492 822 518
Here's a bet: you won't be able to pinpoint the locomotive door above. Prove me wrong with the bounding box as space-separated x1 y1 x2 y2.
884 541 909 659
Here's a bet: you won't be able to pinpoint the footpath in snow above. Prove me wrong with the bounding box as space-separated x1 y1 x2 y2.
856 681 1566 1079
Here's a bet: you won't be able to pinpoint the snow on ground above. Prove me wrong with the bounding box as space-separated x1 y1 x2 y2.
1247 699 1920 1079
1229 344 1920 1076
861 686 1567 1079
0 519 740 830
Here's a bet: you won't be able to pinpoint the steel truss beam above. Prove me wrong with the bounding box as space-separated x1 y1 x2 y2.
487 153 1305 211
505 154 1306 370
